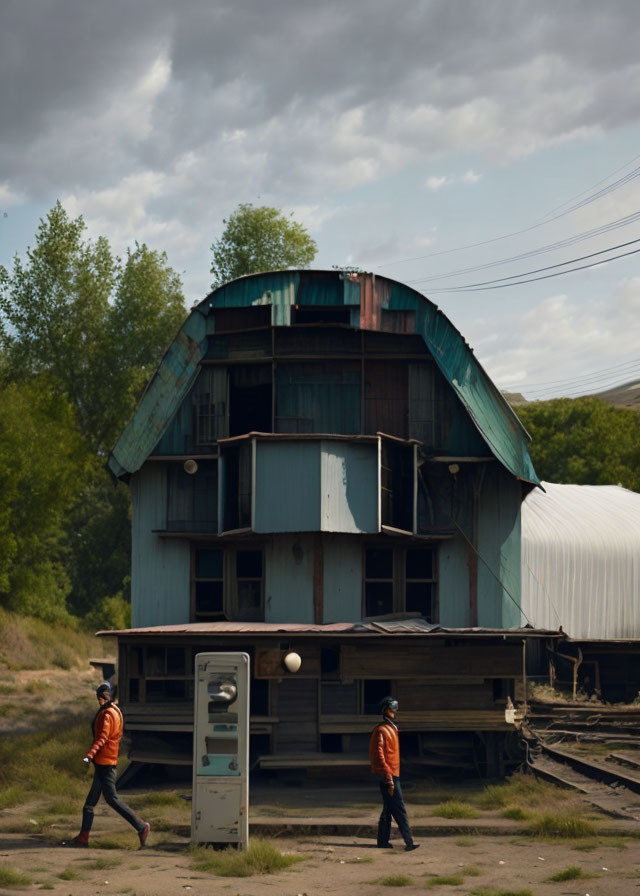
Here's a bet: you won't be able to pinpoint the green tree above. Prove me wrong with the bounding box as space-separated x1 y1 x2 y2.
517 397 640 491
0 377 86 620
0 203 187 620
210 203 317 288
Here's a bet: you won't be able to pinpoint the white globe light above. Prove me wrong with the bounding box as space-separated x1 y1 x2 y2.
184 459 198 475
284 652 302 673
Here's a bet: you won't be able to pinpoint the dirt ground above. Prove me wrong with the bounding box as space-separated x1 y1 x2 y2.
1 823 640 896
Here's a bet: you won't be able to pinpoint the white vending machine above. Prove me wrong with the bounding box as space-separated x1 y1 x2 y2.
191 652 250 848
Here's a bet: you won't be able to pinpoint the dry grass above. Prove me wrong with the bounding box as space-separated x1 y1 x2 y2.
547 864 597 881
0 865 32 887
529 812 598 839
0 608 99 671
474 772 576 813
189 839 304 877
426 873 465 886
380 874 414 886
431 800 479 819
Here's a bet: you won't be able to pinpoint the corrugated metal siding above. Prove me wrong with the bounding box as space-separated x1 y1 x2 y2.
437 536 471 627
320 441 378 533
364 360 408 438
131 464 191 627
322 534 363 622
274 362 360 435
265 534 315 623
477 464 522 628
522 483 640 638
254 441 321 532
109 311 208 477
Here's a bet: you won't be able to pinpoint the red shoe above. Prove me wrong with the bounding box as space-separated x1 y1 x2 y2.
138 822 150 848
61 838 88 848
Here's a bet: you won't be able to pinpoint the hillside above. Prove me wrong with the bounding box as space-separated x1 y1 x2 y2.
504 378 640 410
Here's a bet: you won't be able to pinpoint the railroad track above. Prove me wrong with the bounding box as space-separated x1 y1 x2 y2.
523 701 640 820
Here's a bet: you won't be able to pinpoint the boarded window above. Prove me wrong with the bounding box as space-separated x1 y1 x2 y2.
275 362 360 434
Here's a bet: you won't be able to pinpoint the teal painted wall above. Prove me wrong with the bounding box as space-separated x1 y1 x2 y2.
131 464 191 627
254 440 379 534
438 535 471 627
323 534 362 622
264 534 314 622
477 465 522 627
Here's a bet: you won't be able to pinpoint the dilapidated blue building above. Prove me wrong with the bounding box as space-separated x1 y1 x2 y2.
107 269 553 774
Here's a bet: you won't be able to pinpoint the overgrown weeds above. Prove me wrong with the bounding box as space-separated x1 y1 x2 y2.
431 800 479 819
547 865 597 881
474 772 569 812
529 812 598 839
0 866 32 887
427 874 464 886
189 838 304 877
380 875 414 886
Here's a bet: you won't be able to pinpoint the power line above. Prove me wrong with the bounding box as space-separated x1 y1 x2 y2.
406 210 640 286
421 241 640 293
510 356 640 390
541 150 640 219
525 368 640 399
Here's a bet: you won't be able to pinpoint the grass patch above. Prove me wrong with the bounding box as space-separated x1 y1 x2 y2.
380 874 414 886
0 866 32 888
475 772 567 812
462 865 481 876
501 806 528 821
91 833 140 850
470 890 533 896
0 608 99 671
547 865 597 881
573 836 628 851
189 838 304 877
427 874 464 886
431 800 479 819
529 812 598 839
0 786 24 810
454 837 474 846
76 857 118 870
57 867 85 880
129 791 187 811
46 798 77 815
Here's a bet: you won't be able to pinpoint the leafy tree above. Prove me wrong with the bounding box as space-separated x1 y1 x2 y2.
0 203 187 620
0 377 86 621
516 397 640 491
0 204 186 455
210 203 317 288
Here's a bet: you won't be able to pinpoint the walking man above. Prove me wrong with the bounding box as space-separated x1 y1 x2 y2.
369 696 419 851
63 682 150 848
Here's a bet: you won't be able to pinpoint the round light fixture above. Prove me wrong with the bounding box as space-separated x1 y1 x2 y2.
448 463 460 475
283 652 302 673
184 459 198 475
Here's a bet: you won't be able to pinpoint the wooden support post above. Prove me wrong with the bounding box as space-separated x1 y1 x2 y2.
313 534 323 625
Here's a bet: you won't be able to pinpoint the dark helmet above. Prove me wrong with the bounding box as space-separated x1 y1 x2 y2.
96 681 112 699
380 696 398 714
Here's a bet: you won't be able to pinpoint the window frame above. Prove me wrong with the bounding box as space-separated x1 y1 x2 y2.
190 544 265 622
362 543 438 621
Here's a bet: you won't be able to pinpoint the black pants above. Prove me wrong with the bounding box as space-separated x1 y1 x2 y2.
82 764 143 833
377 776 414 847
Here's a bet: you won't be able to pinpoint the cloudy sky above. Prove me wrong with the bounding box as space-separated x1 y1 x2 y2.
2 0 640 399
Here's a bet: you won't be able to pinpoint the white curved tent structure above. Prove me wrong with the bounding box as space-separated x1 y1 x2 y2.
522 482 640 639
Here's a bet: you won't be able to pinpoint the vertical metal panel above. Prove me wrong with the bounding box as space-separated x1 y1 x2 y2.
322 534 362 622
131 464 190 627
254 442 320 533
320 440 379 533
265 534 315 622
476 464 522 627
364 361 408 438
359 273 390 331
275 362 360 434
437 535 471 627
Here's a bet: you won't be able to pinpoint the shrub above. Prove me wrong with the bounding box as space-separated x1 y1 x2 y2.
189 839 304 877
431 800 479 819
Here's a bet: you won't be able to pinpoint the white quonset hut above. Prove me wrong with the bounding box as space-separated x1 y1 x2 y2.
522 482 640 639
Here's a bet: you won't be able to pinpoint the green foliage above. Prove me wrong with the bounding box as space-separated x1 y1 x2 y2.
427 874 464 886
380 874 414 886
0 203 186 621
547 865 595 881
529 812 598 838
517 397 640 491
189 839 304 877
0 866 32 887
431 800 479 819
84 592 131 632
210 203 317 288
470 890 533 896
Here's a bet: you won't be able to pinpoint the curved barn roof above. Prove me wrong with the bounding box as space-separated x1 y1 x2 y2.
108 269 538 485
522 482 640 638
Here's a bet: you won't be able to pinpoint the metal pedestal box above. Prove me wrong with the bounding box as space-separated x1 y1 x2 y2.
191 652 250 847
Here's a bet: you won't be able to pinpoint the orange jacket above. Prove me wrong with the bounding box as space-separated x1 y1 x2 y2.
369 720 400 782
86 702 123 766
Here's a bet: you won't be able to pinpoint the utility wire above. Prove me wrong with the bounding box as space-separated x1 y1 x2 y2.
509 356 640 390
541 150 640 219
522 364 640 397
421 242 640 293
374 152 640 271
405 210 640 286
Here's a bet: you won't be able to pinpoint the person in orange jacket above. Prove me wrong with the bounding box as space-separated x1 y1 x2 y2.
62 682 150 848
369 696 419 851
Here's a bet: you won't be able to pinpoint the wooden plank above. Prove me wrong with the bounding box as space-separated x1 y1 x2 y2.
341 643 522 678
259 752 369 769
320 711 511 732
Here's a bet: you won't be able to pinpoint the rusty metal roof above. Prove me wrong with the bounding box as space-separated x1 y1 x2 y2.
108 269 539 485
98 620 560 638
